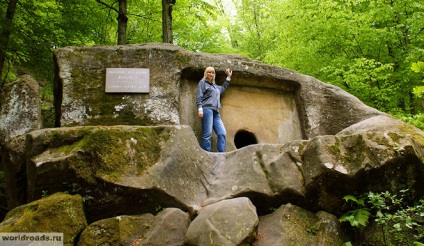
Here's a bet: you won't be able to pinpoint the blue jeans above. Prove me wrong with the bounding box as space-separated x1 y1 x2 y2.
201 109 226 152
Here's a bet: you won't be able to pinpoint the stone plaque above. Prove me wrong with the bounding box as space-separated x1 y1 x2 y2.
105 68 150 93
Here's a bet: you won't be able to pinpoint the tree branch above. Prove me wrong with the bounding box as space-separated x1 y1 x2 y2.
95 0 119 14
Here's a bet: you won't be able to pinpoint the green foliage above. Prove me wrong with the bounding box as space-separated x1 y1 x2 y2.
368 190 424 245
412 61 424 98
340 190 424 245
127 0 162 44
339 195 371 230
230 0 274 60
229 0 424 117
321 58 395 112
412 62 424 74
397 113 424 130
413 86 424 99
1 0 424 127
173 0 234 53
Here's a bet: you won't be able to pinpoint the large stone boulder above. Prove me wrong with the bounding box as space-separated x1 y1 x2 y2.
53 43 383 151
253 203 349 246
78 214 155 246
24 125 197 222
184 197 258 246
2 44 424 245
1 135 26 210
0 74 42 214
303 115 424 213
20 125 306 221
135 208 190 246
78 208 190 246
0 74 42 144
1 117 421 223
0 192 87 245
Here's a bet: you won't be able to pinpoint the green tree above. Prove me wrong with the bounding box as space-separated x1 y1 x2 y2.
230 0 424 117
0 0 19 87
126 0 162 44
96 0 129 45
162 0 176 43
230 0 274 59
412 61 424 98
172 0 234 53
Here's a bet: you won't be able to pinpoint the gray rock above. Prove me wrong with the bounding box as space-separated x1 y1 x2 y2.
78 214 155 246
3 44 424 245
253 203 349 246
302 115 424 213
203 142 306 211
1 135 26 209
24 125 196 222
53 43 384 151
184 197 258 246
136 208 190 246
0 192 87 246
20 125 307 222
78 208 190 246
8 116 424 222
0 74 42 144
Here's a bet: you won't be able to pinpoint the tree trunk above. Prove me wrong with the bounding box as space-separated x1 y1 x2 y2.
117 0 128 45
162 0 175 43
0 0 19 86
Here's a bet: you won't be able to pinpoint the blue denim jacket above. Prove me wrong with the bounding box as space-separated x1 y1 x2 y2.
196 78 230 112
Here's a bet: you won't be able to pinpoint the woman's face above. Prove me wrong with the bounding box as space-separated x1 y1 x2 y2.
206 70 215 81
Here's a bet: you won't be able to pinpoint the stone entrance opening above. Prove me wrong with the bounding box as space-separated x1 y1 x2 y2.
234 129 258 149
179 67 303 151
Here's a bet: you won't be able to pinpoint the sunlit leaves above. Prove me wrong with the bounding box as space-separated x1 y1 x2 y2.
412 61 424 73
127 0 162 44
412 61 424 98
2 0 424 122
228 0 424 116
172 0 234 53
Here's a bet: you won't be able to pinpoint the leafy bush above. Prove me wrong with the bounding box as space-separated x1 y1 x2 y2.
398 113 424 131
339 195 371 230
340 190 424 245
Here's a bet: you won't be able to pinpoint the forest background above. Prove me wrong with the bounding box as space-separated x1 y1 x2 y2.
0 0 424 128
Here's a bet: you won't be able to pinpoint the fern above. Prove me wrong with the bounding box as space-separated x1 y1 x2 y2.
343 195 365 206
340 208 371 229
339 195 371 230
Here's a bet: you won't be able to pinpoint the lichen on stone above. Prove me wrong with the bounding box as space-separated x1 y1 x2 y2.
49 126 168 183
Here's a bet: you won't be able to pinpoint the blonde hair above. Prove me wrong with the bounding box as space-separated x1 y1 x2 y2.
203 67 215 83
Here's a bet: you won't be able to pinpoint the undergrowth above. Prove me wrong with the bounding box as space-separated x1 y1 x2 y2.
340 189 424 245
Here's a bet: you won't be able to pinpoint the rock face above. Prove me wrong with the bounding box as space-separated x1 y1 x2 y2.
184 197 258 246
7 118 423 221
0 193 87 246
254 203 349 246
78 208 190 246
0 74 42 144
1 135 26 210
2 43 424 245
53 43 382 151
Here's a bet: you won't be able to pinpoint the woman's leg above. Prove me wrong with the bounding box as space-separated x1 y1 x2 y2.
213 111 226 152
201 109 213 151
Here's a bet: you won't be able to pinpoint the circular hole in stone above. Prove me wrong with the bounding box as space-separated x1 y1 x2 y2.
234 129 258 149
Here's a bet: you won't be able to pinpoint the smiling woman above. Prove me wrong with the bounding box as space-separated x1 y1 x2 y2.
196 67 232 152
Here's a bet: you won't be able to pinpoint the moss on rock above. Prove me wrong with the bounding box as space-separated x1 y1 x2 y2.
78 214 154 246
50 126 168 183
0 192 87 246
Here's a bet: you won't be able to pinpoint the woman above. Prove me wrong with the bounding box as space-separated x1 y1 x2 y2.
196 67 232 152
